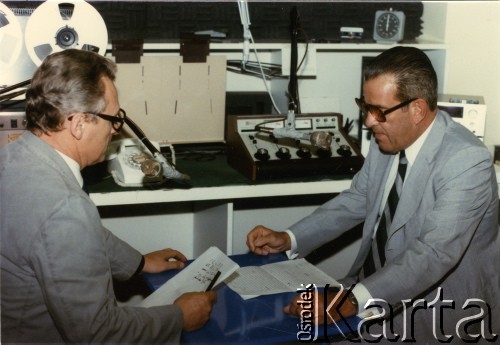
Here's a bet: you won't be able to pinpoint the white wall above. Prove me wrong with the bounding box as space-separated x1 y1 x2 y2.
441 1 500 148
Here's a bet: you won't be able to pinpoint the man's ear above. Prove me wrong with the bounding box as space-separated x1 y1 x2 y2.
411 98 427 125
68 112 87 140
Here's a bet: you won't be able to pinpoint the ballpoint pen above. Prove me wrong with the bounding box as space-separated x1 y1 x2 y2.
206 271 221 291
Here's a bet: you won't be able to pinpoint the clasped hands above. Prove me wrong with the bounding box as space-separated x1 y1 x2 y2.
247 225 357 324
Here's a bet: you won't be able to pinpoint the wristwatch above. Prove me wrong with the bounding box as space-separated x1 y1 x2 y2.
348 290 359 313
327 286 359 314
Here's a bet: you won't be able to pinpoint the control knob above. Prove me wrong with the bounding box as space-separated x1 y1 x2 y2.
337 145 352 157
276 147 291 160
254 148 270 161
316 147 332 158
296 147 312 159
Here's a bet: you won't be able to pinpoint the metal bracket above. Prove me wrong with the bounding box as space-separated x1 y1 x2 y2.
180 34 210 63
111 39 144 63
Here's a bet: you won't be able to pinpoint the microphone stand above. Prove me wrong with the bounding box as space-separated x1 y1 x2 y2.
238 0 251 70
285 6 300 131
262 8 332 151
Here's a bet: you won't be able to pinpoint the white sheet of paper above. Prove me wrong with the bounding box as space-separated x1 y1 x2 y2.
225 258 339 300
140 246 239 308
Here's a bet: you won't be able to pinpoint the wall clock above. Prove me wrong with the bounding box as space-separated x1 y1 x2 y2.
373 10 405 43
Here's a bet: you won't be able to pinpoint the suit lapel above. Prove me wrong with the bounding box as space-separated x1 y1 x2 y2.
363 144 394 241
388 112 447 237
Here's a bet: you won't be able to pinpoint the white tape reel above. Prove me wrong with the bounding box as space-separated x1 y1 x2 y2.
24 0 108 66
0 3 24 71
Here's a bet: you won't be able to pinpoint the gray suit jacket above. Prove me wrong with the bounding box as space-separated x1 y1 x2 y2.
290 111 499 340
1 132 183 343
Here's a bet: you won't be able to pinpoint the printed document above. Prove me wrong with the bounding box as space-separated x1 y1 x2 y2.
140 246 239 308
225 258 340 300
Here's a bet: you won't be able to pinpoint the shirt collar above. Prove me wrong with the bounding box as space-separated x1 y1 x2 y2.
56 151 84 188
404 115 437 166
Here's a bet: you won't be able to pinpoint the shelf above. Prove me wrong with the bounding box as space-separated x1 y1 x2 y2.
89 179 351 206
107 41 447 54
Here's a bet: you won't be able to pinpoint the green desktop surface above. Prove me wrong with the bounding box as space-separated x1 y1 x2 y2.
85 151 354 193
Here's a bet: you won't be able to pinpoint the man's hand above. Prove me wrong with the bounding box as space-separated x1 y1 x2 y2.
174 291 217 331
142 248 187 274
283 289 357 324
246 225 292 255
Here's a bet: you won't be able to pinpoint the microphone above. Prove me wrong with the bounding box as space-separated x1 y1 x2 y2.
140 159 161 177
140 155 190 181
268 128 333 150
124 116 190 181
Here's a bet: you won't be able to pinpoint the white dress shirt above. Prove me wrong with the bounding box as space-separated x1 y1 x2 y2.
56 150 84 188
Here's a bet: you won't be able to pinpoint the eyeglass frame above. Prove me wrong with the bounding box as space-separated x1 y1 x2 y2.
84 108 126 132
355 97 417 123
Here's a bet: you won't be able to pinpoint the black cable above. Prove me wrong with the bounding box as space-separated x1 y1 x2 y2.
124 116 164 160
0 79 30 104
288 6 300 114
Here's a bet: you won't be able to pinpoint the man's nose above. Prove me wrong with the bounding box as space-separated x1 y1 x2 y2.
364 111 379 128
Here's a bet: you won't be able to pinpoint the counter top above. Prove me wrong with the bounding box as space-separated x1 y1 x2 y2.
87 155 500 206
88 153 354 206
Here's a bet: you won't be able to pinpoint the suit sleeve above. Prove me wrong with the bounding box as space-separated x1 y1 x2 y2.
290 143 373 256
30 194 183 343
100 219 144 281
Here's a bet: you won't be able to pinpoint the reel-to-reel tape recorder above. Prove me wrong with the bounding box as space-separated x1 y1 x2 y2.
0 0 109 148
0 0 108 90
227 113 364 180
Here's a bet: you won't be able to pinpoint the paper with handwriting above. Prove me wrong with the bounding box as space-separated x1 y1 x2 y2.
140 246 239 308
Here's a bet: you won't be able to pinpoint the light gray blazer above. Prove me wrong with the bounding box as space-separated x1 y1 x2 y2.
290 111 499 339
1 132 183 343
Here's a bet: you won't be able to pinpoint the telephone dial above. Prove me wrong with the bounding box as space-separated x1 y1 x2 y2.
106 138 163 186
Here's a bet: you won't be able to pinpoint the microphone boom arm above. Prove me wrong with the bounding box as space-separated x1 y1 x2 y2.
124 116 190 181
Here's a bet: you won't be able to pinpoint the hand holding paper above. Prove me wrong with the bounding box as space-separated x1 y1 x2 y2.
140 246 239 308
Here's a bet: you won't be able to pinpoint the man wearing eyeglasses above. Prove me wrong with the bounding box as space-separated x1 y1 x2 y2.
0 49 216 343
247 46 499 341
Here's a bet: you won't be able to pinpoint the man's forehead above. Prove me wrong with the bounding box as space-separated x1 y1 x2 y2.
363 76 398 101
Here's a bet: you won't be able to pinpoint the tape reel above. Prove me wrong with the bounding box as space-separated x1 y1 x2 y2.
24 0 108 66
0 3 24 71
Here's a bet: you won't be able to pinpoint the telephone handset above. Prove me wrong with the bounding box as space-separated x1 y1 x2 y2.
106 138 163 186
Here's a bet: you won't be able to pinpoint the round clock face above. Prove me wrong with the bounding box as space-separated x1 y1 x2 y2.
375 13 401 39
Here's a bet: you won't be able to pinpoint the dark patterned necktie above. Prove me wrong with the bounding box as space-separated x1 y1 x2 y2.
362 150 407 277
82 180 89 195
